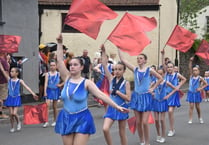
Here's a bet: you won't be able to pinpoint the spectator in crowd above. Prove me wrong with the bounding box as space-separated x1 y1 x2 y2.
0 52 9 119
80 49 92 79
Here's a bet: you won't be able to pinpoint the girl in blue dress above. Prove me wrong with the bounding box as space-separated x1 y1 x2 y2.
118 49 163 145
0 64 38 133
203 70 209 102
152 68 177 143
101 45 131 145
164 62 186 137
187 56 207 124
93 56 113 111
43 59 62 128
55 34 129 145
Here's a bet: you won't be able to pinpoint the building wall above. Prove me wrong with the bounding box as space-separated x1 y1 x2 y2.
40 0 177 81
0 0 39 94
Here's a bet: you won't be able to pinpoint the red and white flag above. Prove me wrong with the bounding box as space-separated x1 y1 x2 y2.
64 0 118 39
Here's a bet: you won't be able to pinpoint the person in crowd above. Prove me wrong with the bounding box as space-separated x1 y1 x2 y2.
203 70 209 102
43 59 62 128
62 45 68 60
164 62 186 137
152 68 177 143
101 45 131 145
39 44 49 98
64 52 74 68
0 52 9 119
54 34 129 145
118 49 163 145
80 49 92 79
0 62 38 133
186 56 207 124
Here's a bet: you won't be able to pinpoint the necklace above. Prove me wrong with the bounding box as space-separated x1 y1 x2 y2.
66 79 83 99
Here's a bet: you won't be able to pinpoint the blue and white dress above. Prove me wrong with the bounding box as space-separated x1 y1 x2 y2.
46 72 60 100
4 79 21 107
104 77 129 120
130 67 153 112
165 73 180 107
152 80 168 112
204 77 209 91
186 76 202 103
55 79 96 135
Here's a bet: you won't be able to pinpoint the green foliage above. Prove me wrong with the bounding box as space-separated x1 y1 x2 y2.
179 0 209 32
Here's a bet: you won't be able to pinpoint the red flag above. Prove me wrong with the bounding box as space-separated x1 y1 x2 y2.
148 112 155 124
108 12 157 56
23 103 48 125
166 25 197 52
127 116 136 134
64 0 118 39
0 35 21 53
195 40 209 65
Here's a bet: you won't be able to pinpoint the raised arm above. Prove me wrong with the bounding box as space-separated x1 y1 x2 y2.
101 44 113 81
56 34 70 81
0 61 9 81
160 49 167 72
189 56 194 77
118 49 135 72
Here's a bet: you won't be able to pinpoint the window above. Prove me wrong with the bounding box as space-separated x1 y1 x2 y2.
61 13 80 33
206 16 209 34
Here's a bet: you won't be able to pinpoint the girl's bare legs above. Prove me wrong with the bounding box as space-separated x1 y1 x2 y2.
154 112 160 136
189 103 194 121
43 99 50 127
195 103 201 118
118 120 128 145
168 106 175 131
142 111 150 145
134 110 144 144
103 118 114 145
62 133 90 145
160 112 166 138
52 100 58 122
9 107 15 130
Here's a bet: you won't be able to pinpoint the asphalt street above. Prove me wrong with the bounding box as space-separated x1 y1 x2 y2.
0 95 209 145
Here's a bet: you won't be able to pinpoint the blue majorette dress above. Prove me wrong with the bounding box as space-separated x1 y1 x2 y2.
55 79 96 135
4 79 21 107
204 77 209 91
165 73 180 107
186 76 202 103
130 67 153 112
46 72 60 100
104 77 129 120
152 80 168 112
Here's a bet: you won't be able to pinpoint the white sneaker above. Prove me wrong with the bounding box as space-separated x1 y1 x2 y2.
188 120 192 124
51 122 56 127
156 136 161 142
10 128 15 133
159 137 165 143
199 118 204 124
167 130 175 137
43 122 49 128
17 122 21 131
140 142 145 145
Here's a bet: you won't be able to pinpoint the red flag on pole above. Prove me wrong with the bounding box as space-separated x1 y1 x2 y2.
0 35 21 53
64 0 118 39
127 116 136 134
108 12 157 56
23 103 48 125
166 25 197 52
195 40 209 65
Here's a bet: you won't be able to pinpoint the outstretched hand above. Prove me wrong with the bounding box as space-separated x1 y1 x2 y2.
116 106 129 113
56 34 63 44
